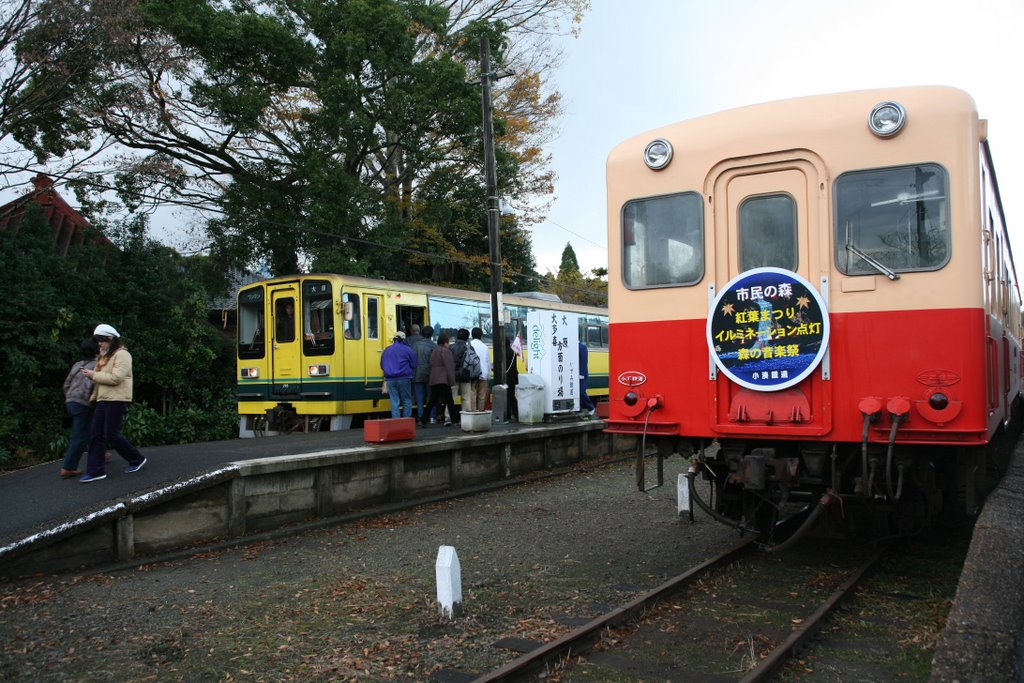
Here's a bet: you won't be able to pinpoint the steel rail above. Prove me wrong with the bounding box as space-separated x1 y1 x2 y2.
739 550 883 682
472 534 759 682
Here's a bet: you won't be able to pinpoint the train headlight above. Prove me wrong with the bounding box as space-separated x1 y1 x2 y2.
308 364 330 377
643 138 673 170
623 391 639 406
868 101 907 138
240 367 258 379
928 392 949 410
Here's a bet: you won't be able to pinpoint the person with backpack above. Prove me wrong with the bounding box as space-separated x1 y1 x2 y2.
468 327 490 411
450 329 472 420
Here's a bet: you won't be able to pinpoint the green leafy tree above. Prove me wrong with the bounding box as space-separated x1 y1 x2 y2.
539 242 605 306
7 0 588 290
558 241 580 277
0 203 81 464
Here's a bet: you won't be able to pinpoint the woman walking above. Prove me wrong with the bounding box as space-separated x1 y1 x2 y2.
59 337 99 477
79 324 147 483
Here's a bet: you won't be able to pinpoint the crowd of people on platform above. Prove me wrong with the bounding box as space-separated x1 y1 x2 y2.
381 323 593 426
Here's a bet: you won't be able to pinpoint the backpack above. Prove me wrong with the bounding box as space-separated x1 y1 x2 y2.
458 342 481 382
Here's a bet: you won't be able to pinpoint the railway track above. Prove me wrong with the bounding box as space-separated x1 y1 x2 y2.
472 536 883 682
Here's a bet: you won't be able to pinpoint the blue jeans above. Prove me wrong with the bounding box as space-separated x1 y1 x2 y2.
412 381 434 421
388 379 414 418
85 401 145 476
62 401 92 471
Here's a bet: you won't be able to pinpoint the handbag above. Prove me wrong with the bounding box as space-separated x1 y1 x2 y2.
381 380 389 395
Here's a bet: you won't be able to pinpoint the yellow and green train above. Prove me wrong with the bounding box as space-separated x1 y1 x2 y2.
236 274 608 436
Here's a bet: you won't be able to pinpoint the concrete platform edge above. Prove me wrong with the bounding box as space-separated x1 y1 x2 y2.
931 438 1024 682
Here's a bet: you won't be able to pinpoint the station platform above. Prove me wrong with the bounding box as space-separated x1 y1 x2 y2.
0 417 624 576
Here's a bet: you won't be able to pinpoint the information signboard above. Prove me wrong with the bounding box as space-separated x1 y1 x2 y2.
526 310 580 413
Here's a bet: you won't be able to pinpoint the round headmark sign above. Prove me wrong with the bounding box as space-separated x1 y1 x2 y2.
707 268 829 392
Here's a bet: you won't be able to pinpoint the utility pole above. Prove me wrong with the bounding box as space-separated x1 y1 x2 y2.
480 34 506 387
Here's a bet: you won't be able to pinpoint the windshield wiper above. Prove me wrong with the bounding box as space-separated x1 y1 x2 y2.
846 244 900 281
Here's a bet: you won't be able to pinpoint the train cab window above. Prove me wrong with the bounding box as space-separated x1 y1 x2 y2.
302 280 334 356
342 293 361 340
237 286 265 360
622 192 703 289
739 194 797 271
835 164 950 275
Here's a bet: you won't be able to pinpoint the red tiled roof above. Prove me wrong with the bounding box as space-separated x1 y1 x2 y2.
0 174 111 255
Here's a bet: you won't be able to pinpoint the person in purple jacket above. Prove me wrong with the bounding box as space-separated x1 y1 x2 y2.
380 331 417 418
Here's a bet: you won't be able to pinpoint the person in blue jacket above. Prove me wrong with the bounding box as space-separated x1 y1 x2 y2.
381 331 417 418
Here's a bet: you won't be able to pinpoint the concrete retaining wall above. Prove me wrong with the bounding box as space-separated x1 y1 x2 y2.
0 424 636 577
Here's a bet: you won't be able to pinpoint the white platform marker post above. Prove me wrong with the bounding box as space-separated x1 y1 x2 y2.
678 473 691 518
435 545 463 620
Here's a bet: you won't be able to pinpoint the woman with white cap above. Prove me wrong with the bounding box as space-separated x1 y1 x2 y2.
79 324 147 482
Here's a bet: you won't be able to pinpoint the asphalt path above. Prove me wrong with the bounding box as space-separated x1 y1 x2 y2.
0 421 536 547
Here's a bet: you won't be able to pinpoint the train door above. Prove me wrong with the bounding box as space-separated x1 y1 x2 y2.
709 156 832 436
363 292 385 389
269 285 302 395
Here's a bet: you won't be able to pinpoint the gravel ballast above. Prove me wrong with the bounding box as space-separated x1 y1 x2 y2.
0 454 742 681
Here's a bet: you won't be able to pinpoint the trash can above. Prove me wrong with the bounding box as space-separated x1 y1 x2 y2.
516 374 545 424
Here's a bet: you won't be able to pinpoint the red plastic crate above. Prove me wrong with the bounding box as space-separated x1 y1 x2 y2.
364 417 417 442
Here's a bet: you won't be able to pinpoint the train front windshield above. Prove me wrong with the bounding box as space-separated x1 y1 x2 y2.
238 286 265 360
835 164 950 275
622 193 704 288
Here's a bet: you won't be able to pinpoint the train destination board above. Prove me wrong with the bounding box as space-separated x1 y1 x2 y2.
707 267 829 391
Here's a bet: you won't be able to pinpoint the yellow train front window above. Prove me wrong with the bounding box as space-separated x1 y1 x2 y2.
622 192 703 288
835 164 950 275
238 286 265 360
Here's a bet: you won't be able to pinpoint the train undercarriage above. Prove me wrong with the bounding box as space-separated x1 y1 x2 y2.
644 433 1007 548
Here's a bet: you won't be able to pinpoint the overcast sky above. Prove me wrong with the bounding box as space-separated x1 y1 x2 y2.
533 0 1024 276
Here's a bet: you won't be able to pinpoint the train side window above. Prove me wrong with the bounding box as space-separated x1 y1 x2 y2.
429 297 490 341
739 194 797 271
237 286 265 360
366 296 379 340
622 192 703 289
343 293 361 340
835 164 950 275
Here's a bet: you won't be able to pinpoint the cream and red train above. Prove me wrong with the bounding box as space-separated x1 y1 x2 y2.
604 87 1021 541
